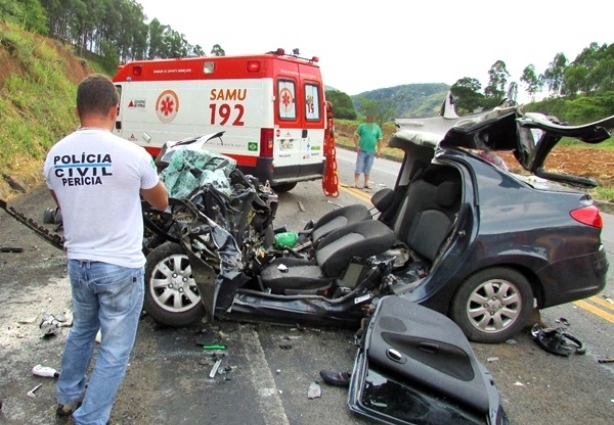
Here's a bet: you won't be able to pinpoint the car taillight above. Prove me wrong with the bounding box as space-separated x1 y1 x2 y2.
570 205 603 228
260 128 274 157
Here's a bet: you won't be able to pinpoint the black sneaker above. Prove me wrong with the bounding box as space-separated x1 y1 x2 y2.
56 401 81 417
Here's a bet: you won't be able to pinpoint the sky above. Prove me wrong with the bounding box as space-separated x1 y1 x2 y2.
136 0 613 96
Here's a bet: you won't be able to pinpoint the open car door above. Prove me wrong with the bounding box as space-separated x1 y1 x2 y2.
395 91 614 188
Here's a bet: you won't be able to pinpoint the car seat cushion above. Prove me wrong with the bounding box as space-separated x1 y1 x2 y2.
260 257 330 293
316 220 397 277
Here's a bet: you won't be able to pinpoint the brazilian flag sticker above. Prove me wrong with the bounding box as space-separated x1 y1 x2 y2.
248 142 258 151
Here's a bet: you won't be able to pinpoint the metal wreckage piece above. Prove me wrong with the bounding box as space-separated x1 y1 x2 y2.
0 199 65 250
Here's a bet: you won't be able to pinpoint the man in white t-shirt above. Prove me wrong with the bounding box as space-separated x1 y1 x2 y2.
44 74 168 425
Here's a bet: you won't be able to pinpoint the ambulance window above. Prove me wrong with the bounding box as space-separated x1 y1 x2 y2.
305 83 321 121
278 80 296 120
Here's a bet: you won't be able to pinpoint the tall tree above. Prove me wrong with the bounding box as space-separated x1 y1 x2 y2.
563 42 614 95
520 64 542 101
326 90 357 119
450 77 484 114
484 60 510 107
541 52 568 95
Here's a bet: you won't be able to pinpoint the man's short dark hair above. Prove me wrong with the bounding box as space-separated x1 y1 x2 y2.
76 74 119 117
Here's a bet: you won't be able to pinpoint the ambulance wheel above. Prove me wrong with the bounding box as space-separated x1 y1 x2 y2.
144 242 205 327
273 182 297 193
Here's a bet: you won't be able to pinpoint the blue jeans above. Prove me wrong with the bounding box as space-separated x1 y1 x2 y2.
355 150 375 175
57 260 144 425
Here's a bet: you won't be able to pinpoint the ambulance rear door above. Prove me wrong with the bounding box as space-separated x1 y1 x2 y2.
298 64 325 180
274 67 303 182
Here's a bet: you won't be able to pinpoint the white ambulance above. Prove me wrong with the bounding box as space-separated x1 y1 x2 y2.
112 49 327 192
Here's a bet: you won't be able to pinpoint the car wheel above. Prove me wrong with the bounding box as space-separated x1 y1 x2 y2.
273 182 297 193
144 242 205 327
451 267 533 343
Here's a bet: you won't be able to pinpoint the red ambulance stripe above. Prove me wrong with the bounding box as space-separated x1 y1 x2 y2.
143 146 257 168
226 154 257 167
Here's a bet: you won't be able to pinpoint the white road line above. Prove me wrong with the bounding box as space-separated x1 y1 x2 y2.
243 329 291 425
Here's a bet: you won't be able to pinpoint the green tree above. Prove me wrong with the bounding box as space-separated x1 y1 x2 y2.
325 90 356 119
191 44 205 57
211 44 225 56
520 64 543 101
450 77 484 114
563 43 614 96
484 60 510 108
147 18 168 59
541 52 568 95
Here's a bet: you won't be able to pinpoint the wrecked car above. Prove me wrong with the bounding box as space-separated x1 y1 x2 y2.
142 102 611 345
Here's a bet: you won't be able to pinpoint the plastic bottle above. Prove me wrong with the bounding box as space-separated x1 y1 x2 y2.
274 231 298 248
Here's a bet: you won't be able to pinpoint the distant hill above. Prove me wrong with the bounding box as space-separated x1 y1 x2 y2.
324 84 338 92
351 83 450 118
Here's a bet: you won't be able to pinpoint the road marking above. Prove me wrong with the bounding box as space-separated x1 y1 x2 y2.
242 329 290 425
340 185 373 203
574 299 614 324
587 295 614 312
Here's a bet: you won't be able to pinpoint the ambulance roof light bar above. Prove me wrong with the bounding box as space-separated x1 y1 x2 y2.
269 48 319 63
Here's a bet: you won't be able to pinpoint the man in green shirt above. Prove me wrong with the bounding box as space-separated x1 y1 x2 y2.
353 115 383 188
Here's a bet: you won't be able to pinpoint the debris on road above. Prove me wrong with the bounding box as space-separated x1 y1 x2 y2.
279 344 293 350
202 344 227 351
531 323 586 357
281 335 300 341
39 313 62 339
0 246 23 252
32 364 59 378
297 201 305 212
209 356 224 378
307 381 321 399
17 316 38 325
487 357 499 362
597 358 614 364
26 383 42 398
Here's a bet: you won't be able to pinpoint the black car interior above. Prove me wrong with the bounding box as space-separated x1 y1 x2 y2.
259 161 462 295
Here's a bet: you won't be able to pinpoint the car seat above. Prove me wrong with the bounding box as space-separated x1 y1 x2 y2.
261 220 397 295
305 160 429 247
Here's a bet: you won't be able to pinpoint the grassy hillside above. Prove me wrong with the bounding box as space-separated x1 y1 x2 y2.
0 22 97 199
352 83 450 118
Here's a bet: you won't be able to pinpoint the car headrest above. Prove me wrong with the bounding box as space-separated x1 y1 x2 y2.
435 181 461 208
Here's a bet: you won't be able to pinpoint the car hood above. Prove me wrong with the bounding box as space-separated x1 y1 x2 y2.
393 92 614 188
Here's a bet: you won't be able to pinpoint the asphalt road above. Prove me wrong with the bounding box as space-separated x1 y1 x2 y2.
0 151 613 425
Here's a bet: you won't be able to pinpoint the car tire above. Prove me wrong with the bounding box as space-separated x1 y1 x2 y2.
273 182 297 193
451 267 533 344
144 242 205 327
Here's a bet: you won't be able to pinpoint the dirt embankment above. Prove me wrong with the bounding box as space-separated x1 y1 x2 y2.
0 23 94 200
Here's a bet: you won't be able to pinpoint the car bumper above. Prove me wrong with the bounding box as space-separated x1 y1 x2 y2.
240 158 324 185
539 245 609 307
